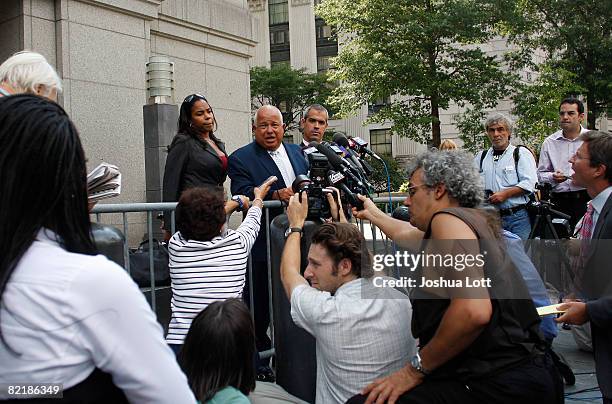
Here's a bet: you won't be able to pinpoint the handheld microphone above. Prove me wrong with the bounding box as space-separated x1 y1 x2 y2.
333 133 366 173
348 136 384 162
309 141 364 187
327 170 364 210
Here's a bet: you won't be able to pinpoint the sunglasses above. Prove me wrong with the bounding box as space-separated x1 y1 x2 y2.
184 93 207 103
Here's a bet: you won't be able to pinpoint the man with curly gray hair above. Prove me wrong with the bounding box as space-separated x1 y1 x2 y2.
0 51 61 101
350 150 561 404
474 112 537 239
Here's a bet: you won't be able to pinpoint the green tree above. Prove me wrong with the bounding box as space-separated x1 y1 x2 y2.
250 64 333 130
506 0 612 129
455 66 585 154
317 0 517 148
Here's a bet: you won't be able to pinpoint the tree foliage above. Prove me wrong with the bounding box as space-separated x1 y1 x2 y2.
511 65 585 149
506 0 612 129
456 66 585 154
367 154 407 193
317 0 517 148
250 64 333 130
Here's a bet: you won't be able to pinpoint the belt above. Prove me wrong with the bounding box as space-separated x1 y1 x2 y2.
498 204 527 217
551 190 588 200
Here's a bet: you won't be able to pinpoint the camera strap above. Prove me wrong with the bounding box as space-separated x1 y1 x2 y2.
479 145 535 203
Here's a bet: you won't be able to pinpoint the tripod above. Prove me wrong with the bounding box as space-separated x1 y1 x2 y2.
528 200 573 286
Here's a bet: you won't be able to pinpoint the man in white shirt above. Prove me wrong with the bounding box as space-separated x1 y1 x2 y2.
280 194 416 404
538 98 590 230
474 112 538 239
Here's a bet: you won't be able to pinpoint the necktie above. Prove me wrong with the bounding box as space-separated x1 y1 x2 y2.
579 202 594 240
573 202 594 293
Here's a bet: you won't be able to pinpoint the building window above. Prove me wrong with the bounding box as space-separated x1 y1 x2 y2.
368 96 391 115
317 55 332 73
369 128 392 155
269 0 288 25
270 29 289 45
316 24 333 40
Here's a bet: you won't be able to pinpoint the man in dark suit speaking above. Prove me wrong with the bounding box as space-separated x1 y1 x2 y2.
557 131 612 403
228 105 308 379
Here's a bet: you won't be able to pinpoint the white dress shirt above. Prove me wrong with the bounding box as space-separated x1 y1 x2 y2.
0 229 195 403
537 127 589 193
268 143 296 187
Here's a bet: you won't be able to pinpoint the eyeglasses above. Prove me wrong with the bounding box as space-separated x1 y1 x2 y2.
184 93 207 103
407 184 428 197
572 151 591 161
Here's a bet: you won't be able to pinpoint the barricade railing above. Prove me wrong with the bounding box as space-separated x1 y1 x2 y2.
91 196 408 360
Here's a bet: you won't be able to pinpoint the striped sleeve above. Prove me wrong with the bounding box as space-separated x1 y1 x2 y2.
165 230 251 344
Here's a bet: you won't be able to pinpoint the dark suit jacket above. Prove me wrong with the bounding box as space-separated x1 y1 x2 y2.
584 191 612 398
228 141 308 261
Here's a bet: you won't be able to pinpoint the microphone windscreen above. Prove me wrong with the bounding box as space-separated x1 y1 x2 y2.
332 133 350 147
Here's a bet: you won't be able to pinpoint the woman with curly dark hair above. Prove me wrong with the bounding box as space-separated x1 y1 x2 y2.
166 177 276 353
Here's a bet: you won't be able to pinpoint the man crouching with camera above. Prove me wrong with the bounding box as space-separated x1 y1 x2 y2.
280 192 416 404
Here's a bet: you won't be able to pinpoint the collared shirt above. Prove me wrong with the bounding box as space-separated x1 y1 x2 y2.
268 143 296 187
538 127 589 193
0 87 11 97
290 278 416 404
474 144 538 209
0 229 195 403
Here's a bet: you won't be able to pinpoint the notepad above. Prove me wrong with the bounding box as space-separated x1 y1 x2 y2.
537 304 567 317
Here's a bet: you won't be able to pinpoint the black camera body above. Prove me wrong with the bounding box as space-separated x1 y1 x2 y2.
292 152 332 221
535 182 553 201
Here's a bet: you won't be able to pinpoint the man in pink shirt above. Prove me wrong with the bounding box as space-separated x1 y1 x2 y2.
538 98 590 230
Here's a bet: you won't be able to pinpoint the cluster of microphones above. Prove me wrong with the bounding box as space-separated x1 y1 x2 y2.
292 132 385 220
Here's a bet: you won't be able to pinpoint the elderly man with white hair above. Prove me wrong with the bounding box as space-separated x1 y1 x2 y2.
0 51 62 101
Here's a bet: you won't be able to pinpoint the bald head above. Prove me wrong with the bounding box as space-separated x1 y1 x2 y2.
254 105 283 126
253 105 285 150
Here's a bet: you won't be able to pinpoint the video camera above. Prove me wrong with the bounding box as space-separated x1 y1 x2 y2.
535 182 553 202
292 141 371 221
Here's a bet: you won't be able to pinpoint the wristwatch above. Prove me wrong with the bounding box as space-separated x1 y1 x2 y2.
284 227 303 238
410 352 431 376
231 195 244 211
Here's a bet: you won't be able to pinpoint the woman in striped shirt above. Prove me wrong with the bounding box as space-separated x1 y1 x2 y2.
166 178 276 351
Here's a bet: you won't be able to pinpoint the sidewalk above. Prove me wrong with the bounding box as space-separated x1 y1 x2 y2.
553 328 601 403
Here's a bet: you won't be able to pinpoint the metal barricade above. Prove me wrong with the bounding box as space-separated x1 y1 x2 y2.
90 196 408 359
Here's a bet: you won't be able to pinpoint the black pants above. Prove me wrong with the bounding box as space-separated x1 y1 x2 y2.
551 190 590 232
347 353 563 404
243 259 271 367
